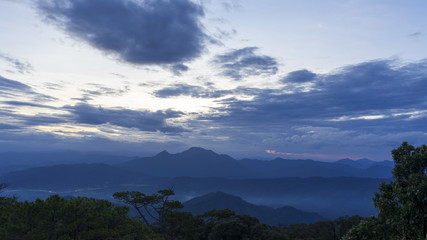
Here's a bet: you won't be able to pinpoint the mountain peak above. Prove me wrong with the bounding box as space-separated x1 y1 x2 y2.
182 147 216 155
156 150 170 157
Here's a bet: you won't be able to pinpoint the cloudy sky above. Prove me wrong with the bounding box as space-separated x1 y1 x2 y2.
0 0 426 160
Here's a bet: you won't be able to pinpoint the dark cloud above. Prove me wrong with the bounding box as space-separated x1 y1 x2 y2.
154 83 230 98
0 123 20 130
1 101 56 109
0 75 56 102
282 69 317 83
0 53 34 74
213 47 278 80
0 75 32 94
66 103 186 133
20 114 68 126
0 100 186 134
0 107 66 127
170 63 189 75
38 0 206 66
204 59 427 134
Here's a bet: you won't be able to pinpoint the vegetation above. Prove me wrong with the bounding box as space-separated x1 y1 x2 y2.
343 142 427 240
281 215 364 240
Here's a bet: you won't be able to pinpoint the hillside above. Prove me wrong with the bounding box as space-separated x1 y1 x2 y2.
239 157 393 178
183 192 326 225
1 163 150 189
166 176 389 219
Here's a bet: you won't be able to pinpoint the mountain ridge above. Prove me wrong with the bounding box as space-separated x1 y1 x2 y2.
183 191 326 225
119 147 393 179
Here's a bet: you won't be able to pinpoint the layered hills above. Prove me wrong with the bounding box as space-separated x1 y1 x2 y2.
183 192 326 225
0 147 392 219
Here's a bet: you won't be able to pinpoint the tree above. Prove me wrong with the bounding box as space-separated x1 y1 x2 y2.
0 195 159 239
113 189 184 235
207 214 287 240
344 142 427 240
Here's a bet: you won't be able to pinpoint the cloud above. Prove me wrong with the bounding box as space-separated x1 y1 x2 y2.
0 53 34 74
169 63 189 75
1 101 57 109
213 47 278 80
197 59 427 156
0 75 56 101
221 0 242 12
66 103 186 133
0 75 32 94
408 32 422 38
0 123 20 130
76 83 130 102
37 0 207 66
208 59 427 127
154 83 230 98
282 69 317 83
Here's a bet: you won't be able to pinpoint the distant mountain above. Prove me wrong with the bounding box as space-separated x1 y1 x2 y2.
336 158 394 169
183 192 325 225
119 147 253 178
1 163 150 189
0 151 134 174
120 147 393 179
239 158 393 178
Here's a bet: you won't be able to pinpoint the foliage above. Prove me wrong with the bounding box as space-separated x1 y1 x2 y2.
206 213 287 240
343 142 427 240
0 195 162 240
113 189 183 234
281 215 363 240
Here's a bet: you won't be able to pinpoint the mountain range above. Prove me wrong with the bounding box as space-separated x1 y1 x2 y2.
119 147 393 179
0 147 393 219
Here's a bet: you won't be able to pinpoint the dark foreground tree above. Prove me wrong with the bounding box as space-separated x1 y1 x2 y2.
113 189 184 235
0 195 163 239
281 215 363 240
344 142 427 240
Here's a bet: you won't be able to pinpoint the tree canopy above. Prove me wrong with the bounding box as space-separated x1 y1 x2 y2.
344 142 427 240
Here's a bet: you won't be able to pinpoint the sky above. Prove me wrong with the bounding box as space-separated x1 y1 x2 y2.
0 0 426 160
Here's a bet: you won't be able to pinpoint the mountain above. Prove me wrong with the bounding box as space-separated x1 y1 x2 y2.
183 192 325 225
165 176 390 219
119 147 253 178
1 162 390 219
239 158 393 178
0 151 134 174
1 163 151 189
336 158 394 169
120 147 393 179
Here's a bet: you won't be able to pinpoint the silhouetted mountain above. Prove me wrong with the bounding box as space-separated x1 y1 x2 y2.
336 158 394 169
119 147 253 178
120 147 393 179
239 157 393 178
183 192 325 225
0 151 134 174
1 163 150 189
